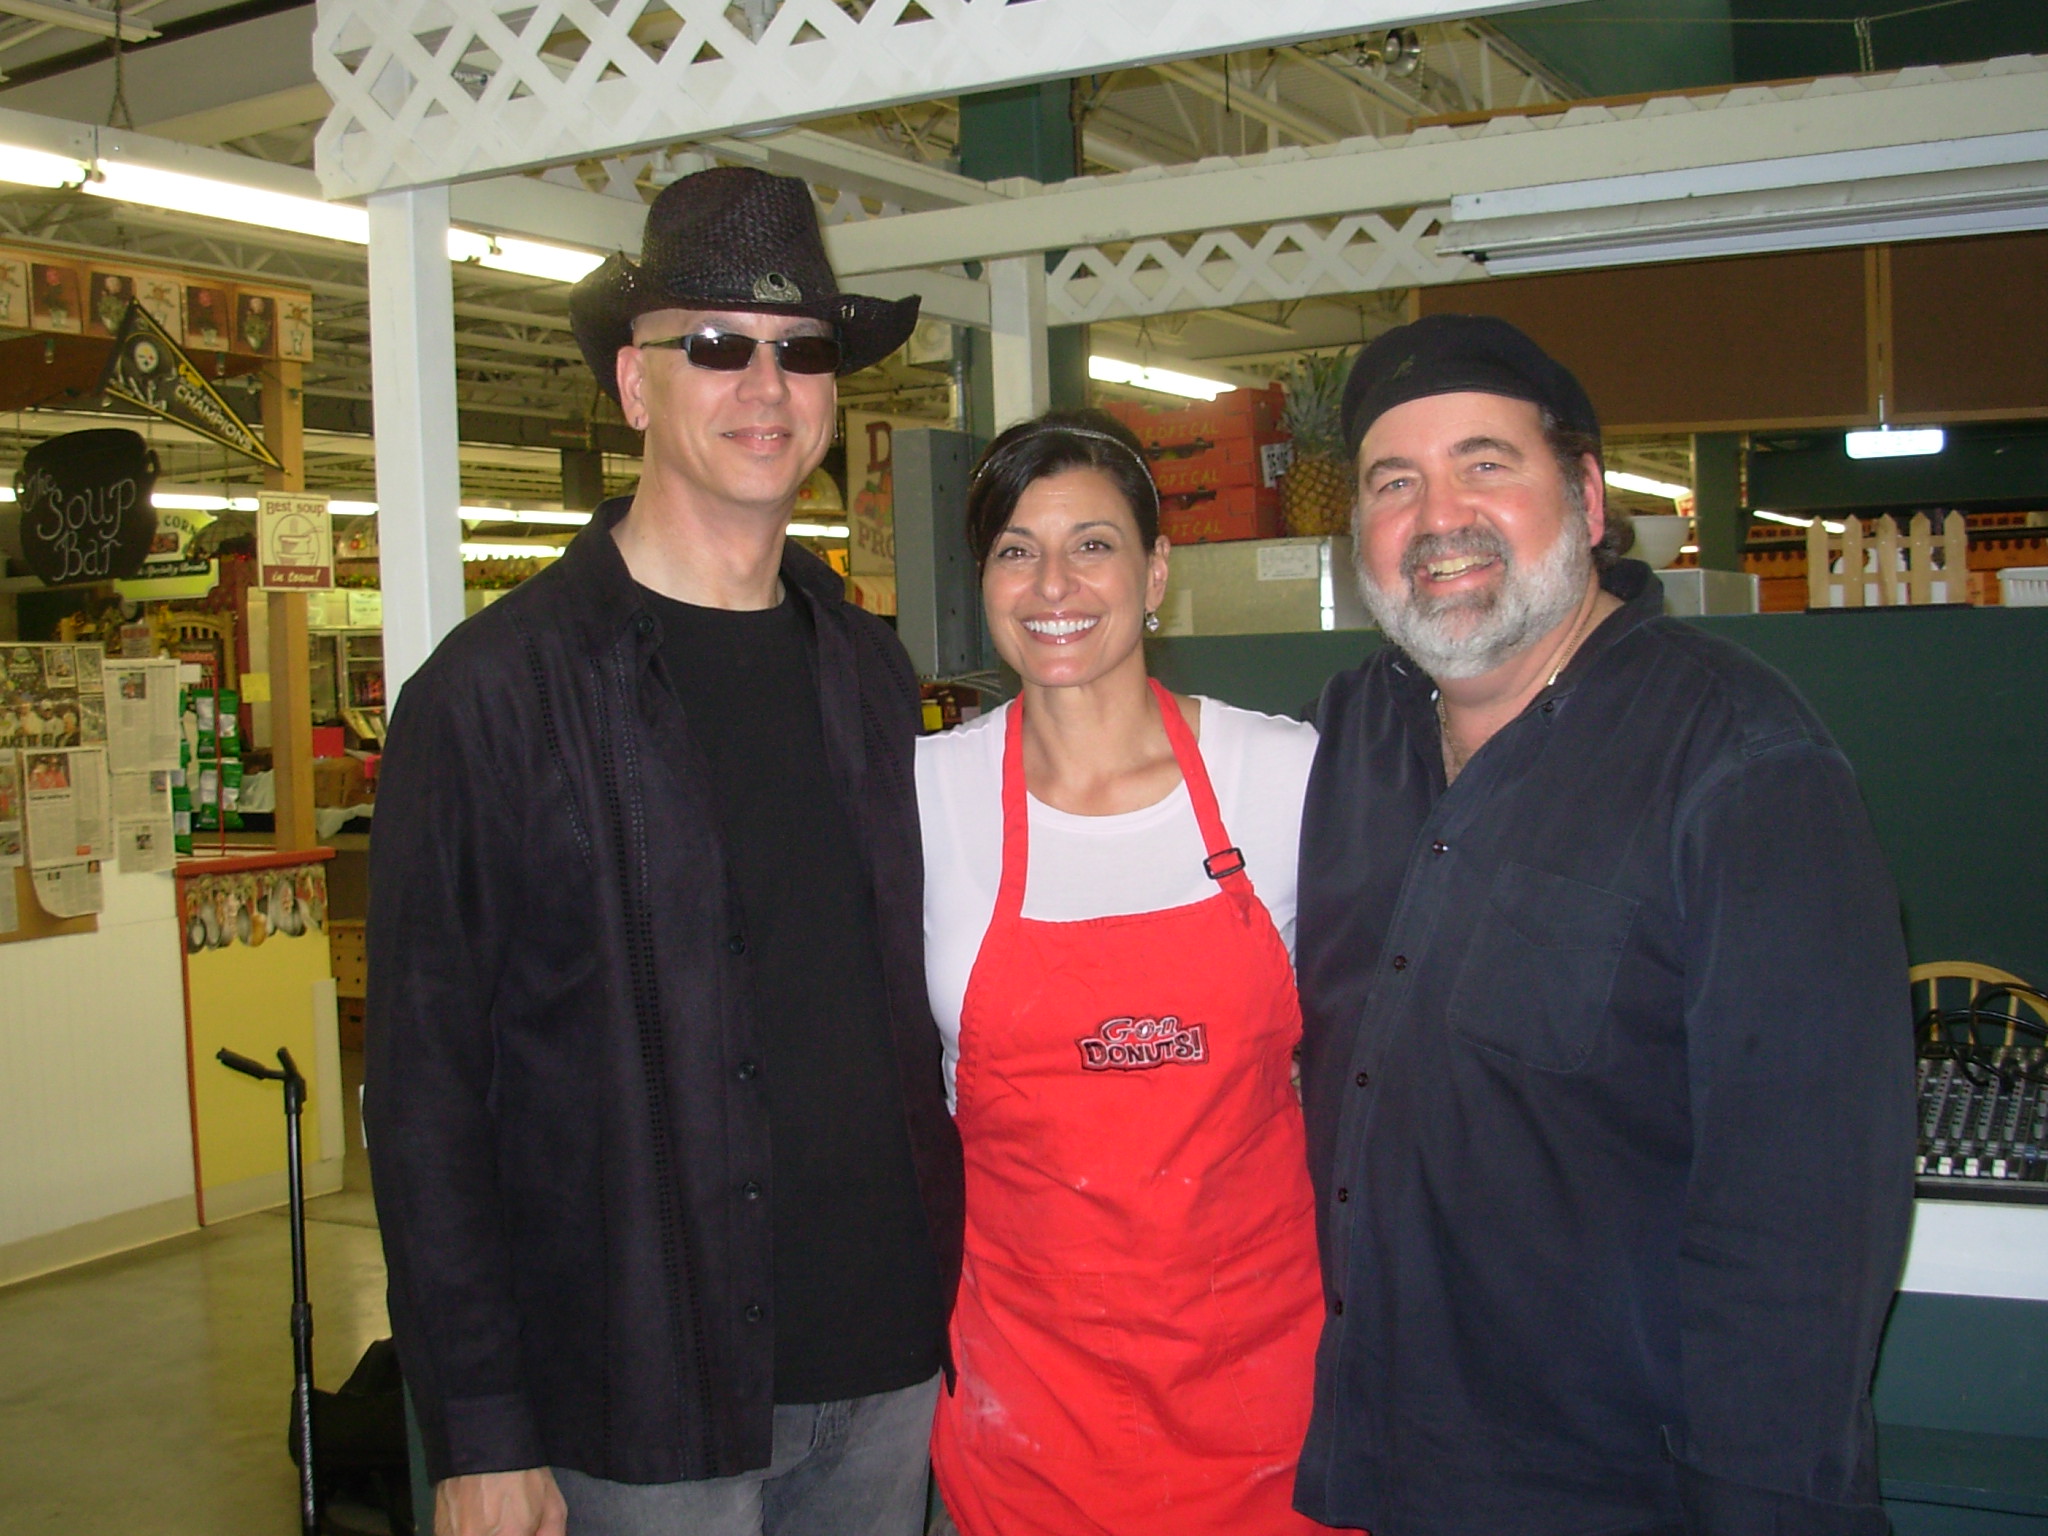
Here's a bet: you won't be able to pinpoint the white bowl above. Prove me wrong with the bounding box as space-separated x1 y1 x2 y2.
1628 514 1690 570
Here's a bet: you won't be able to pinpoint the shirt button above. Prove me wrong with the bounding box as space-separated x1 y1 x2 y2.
741 1181 761 1201
1354 1071 1370 1088
1541 699 1557 715
743 1303 763 1324
1431 840 1449 855
1333 1298 1345 1316
727 933 747 955
633 613 654 638
736 1059 758 1081
1391 954 1408 971
1337 1187 1350 1203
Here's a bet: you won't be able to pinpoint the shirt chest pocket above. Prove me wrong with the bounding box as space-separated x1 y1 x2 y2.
1446 862 1640 1074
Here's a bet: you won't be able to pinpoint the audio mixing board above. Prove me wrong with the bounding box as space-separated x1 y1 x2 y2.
1915 1045 2048 1203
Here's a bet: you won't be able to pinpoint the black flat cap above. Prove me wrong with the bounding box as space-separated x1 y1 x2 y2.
1340 314 1599 460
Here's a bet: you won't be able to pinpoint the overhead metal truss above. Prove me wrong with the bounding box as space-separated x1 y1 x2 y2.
310 0 1555 197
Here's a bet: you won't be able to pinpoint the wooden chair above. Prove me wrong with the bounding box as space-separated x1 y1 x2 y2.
1909 960 2048 1048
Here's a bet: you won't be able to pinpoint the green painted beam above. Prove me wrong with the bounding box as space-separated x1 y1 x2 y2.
1693 432 1747 572
957 80 1088 413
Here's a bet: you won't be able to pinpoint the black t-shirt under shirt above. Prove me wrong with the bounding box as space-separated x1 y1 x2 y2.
645 585 944 1405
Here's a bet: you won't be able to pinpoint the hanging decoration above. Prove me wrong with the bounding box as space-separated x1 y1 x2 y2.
12 428 160 586
99 299 282 469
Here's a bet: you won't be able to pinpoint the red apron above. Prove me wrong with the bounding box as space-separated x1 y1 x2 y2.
932 680 1332 1536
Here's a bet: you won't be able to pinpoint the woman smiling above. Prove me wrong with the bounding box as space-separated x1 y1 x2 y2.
915 409 1337 1535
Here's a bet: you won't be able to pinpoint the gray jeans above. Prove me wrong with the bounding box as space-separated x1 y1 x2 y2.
554 1373 941 1536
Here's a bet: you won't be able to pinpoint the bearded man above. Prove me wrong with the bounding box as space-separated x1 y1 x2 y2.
1290 315 1915 1536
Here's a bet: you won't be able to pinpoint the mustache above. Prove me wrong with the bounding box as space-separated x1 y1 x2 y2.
1398 526 1512 583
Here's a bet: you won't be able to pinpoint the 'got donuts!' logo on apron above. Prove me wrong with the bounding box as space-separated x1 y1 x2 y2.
1077 1015 1209 1072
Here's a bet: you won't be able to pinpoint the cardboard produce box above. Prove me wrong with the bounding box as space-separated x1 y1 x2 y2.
1105 386 1285 450
1148 432 1291 496
1160 485 1285 545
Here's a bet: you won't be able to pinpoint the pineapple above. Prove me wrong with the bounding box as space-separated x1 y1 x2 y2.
1279 353 1355 538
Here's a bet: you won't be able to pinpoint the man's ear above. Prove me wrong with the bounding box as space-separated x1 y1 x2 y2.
1581 453 1607 549
616 345 647 432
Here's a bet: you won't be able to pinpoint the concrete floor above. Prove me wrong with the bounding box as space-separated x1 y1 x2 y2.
0 1052 389 1536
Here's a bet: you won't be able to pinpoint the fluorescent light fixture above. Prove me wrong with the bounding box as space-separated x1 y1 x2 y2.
458 507 593 526
0 133 601 281
788 522 851 539
1604 470 1691 501
1088 355 1234 402
1439 134 2048 275
150 492 259 511
462 541 565 560
447 229 606 284
328 500 379 516
0 143 86 189
87 160 371 243
1753 509 1847 534
1845 427 1945 460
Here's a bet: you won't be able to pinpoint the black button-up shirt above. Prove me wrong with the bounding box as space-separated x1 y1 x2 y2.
1293 563 1914 1536
365 502 962 1486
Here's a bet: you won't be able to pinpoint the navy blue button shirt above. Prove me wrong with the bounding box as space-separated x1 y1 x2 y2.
1293 562 1914 1536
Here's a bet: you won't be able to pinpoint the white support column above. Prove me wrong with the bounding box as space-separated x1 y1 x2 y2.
987 256 1050 433
367 185 466 707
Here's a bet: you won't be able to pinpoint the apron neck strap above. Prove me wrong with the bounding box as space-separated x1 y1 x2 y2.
995 681 1251 924
1146 679 1249 894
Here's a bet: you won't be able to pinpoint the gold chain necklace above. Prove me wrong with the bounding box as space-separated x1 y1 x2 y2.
1435 596 1599 784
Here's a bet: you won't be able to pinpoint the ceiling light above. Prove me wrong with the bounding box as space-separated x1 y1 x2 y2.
146 492 260 511
0 143 86 189
447 229 607 284
462 541 565 560
1753 509 1847 534
0 135 600 280
458 507 593 525
328 500 378 516
1604 470 1691 501
1439 136 2048 275
87 161 371 243
788 522 851 539
1088 355 1233 401
1845 427 1945 460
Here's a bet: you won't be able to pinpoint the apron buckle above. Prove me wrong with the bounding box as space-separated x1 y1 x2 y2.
1203 846 1246 880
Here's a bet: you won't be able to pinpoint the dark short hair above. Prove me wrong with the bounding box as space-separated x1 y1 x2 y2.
965 409 1160 567
1541 409 1626 571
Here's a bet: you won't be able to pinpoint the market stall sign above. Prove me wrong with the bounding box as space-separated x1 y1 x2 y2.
257 492 334 590
100 300 282 470
12 428 159 586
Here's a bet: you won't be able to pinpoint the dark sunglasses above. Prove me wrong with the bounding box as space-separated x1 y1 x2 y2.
637 330 842 375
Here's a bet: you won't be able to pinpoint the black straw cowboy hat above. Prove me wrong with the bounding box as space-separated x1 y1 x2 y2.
569 166 920 400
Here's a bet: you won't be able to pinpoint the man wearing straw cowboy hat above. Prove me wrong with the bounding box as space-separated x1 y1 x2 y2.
366 167 961 1536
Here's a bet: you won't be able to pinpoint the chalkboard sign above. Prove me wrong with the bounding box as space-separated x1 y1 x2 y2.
12 429 159 586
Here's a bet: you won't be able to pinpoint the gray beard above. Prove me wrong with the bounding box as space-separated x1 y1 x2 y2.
1355 512 1593 681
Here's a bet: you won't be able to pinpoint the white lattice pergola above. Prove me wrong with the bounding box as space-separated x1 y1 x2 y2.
313 0 1533 198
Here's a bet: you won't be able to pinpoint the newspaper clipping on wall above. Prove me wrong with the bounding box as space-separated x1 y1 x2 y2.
105 658 180 769
24 747 110 867
0 755 19 934
113 768 175 874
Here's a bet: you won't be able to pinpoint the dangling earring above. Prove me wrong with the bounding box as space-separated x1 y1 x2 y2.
1144 610 1161 634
